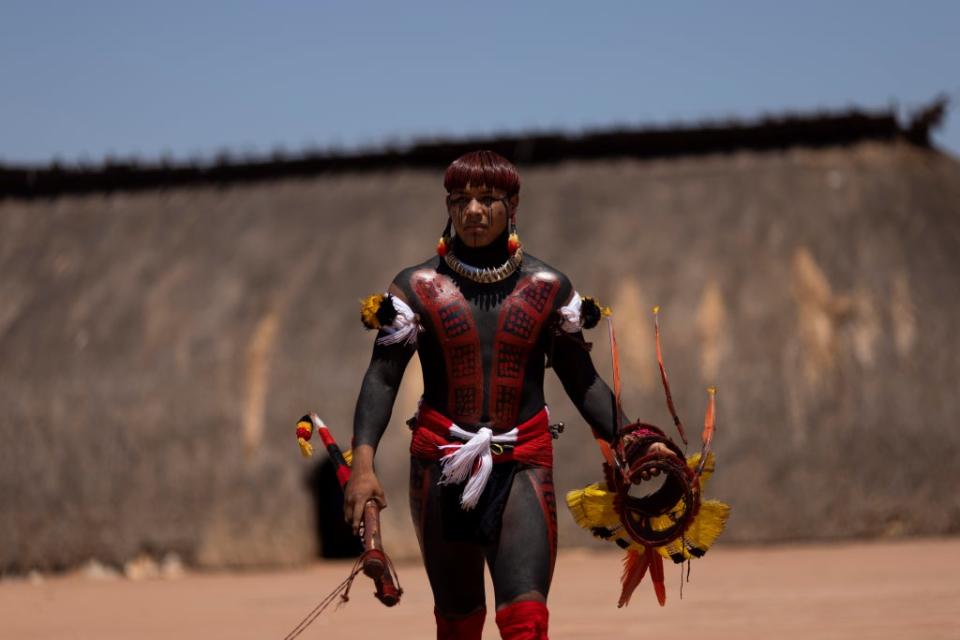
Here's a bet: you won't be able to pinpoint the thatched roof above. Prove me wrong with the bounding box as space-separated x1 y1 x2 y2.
0 99 948 199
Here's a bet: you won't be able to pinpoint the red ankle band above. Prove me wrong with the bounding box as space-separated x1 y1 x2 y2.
495 600 549 639
435 606 486 640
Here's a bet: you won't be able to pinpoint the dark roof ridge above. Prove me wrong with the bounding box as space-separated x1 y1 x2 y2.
1 98 948 199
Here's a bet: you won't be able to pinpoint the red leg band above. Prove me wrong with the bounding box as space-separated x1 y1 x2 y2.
495 600 549 640
435 607 486 640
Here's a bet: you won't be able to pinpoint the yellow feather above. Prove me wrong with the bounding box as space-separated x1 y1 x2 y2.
655 499 731 561
360 294 386 330
649 499 689 533
566 484 620 533
685 500 731 551
686 451 716 489
343 449 353 467
567 455 730 561
298 438 314 458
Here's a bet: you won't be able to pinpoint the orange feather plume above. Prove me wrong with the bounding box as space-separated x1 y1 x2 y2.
618 549 650 608
648 548 666 606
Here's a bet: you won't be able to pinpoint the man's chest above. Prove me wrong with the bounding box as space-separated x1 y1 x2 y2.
407 268 561 426
408 269 560 350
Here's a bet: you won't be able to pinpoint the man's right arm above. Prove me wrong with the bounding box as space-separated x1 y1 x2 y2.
343 284 416 533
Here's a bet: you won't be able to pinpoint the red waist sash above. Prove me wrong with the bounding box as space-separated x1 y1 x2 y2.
410 405 553 470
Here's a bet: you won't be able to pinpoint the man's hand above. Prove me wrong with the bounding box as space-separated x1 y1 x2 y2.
343 446 386 535
344 470 386 534
638 442 679 481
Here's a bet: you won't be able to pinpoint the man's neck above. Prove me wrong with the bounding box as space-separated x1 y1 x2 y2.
451 228 510 268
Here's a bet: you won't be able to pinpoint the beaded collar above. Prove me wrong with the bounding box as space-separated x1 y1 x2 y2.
443 247 523 283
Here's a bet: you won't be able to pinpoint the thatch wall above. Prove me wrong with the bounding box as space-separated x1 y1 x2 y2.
2 141 959 572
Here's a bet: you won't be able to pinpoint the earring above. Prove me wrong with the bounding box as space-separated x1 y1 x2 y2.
507 215 521 255
437 218 452 257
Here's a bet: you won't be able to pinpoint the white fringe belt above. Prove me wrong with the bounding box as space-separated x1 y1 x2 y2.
437 425 519 510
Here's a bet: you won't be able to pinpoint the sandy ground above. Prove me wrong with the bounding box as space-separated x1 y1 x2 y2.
3 538 959 640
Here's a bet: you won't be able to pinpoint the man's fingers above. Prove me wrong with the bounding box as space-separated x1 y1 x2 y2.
639 467 666 481
351 500 364 535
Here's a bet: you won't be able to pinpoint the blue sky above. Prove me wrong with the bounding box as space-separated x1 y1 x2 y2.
1 1 958 164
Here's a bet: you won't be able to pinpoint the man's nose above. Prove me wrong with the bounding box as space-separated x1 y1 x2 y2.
464 198 487 219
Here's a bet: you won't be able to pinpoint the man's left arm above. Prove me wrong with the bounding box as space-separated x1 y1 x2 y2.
549 287 675 475
550 326 620 443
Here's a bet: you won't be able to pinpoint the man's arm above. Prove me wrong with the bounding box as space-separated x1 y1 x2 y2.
552 329 675 478
550 287 675 478
343 286 416 533
550 329 620 443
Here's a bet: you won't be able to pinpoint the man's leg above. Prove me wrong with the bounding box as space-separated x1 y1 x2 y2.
410 458 487 639
487 466 556 640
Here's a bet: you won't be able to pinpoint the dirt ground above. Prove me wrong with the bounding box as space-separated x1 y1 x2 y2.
3 537 958 640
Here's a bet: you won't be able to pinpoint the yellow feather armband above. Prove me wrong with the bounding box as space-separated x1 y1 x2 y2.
359 293 421 346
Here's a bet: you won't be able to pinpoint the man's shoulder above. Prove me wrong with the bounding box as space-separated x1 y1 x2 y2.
520 253 568 280
391 257 441 283
388 256 442 300
520 253 574 304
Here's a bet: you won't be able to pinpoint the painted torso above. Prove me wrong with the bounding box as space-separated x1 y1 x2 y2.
396 255 570 431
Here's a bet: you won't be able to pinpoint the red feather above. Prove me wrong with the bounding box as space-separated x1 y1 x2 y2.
607 316 625 428
703 386 717 450
648 548 666 606
695 387 718 479
654 307 689 445
618 549 650 608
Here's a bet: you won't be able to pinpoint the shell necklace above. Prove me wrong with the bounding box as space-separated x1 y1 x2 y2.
444 247 523 284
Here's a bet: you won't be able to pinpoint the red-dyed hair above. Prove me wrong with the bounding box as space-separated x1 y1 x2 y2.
443 150 520 196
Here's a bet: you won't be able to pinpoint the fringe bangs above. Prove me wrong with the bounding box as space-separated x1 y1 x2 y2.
443 150 520 196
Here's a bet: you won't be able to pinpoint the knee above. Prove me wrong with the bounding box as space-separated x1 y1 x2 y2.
435 603 487 620
496 590 546 611
435 606 486 640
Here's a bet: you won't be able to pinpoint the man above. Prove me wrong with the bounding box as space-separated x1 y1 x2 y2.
344 150 670 639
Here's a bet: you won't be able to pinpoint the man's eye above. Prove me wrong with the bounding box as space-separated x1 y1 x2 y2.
449 195 500 208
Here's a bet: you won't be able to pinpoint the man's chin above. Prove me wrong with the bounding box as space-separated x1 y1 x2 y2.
461 233 494 248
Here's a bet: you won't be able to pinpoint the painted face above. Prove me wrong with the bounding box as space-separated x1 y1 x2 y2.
446 184 516 248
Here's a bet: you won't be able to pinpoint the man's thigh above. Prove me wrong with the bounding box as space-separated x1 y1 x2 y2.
409 458 486 615
486 465 557 607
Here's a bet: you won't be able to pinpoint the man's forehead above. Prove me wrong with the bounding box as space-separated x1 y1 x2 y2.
448 183 507 196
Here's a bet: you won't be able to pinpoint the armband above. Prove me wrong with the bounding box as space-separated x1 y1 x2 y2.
558 292 610 332
360 293 421 346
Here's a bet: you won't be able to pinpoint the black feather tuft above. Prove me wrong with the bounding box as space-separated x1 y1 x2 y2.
376 294 398 327
581 297 603 329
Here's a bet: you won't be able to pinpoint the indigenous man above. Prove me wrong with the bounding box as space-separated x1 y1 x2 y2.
344 150 672 639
